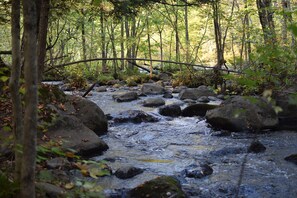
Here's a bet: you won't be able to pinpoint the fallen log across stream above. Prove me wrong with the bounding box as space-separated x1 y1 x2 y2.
45 57 243 74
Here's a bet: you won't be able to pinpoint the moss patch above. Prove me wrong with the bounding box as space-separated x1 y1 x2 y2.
129 176 186 198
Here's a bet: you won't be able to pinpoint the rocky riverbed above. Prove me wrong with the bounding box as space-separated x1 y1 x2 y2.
78 85 297 198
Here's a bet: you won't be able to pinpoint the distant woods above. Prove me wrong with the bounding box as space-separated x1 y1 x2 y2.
0 0 296 79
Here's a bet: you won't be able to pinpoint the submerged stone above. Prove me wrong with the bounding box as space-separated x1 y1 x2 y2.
182 163 213 179
284 154 297 165
163 92 174 98
113 110 159 123
115 166 144 179
128 176 186 198
248 140 266 153
210 147 246 156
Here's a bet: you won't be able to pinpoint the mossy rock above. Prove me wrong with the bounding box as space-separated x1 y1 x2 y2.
39 84 67 104
128 176 186 198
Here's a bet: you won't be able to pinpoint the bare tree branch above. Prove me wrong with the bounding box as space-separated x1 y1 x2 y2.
46 57 242 74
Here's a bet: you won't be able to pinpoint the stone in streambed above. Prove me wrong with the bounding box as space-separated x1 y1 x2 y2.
178 86 216 100
46 115 108 157
248 140 266 153
210 147 246 156
143 97 165 107
159 104 182 117
163 92 174 98
141 83 165 95
182 103 218 117
46 157 70 169
112 92 138 102
182 163 213 179
113 110 159 123
71 96 108 136
206 96 278 132
128 176 186 198
197 96 210 103
36 182 66 197
115 166 144 179
285 154 297 165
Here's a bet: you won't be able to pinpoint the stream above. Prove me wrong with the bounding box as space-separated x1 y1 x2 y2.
82 86 296 197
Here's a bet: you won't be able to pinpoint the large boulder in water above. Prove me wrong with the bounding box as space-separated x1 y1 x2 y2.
182 103 218 117
46 115 108 157
112 92 138 102
113 110 159 123
179 85 216 100
71 96 108 136
143 97 165 107
206 96 278 132
128 176 186 198
141 83 165 95
159 104 182 117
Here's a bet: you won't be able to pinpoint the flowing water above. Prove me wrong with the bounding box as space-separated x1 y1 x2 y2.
84 86 297 198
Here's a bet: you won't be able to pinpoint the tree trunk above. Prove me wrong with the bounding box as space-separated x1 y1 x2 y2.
131 15 137 69
158 29 164 69
256 0 276 44
174 7 180 68
37 0 50 82
120 20 125 70
212 1 224 66
81 10 88 69
212 1 225 90
100 10 107 73
245 3 251 63
146 14 153 78
281 0 294 46
108 21 118 78
10 0 23 185
184 0 190 63
21 0 38 197
125 17 132 70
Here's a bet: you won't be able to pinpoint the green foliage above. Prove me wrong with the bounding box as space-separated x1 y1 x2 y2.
0 172 19 198
37 170 55 183
110 0 156 17
37 144 79 163
288 93 297 106
162 63 180 73
125 73 150 86
97 74 114 84
173 70 212 88
74 160 111 178
64 64 89 89
0 64 10 94
234 43 297 94
288 23 297 37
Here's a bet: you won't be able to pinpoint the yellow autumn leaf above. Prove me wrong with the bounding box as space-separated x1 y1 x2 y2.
81 169 89 177
64 183 74 190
